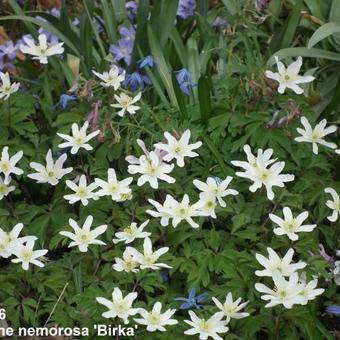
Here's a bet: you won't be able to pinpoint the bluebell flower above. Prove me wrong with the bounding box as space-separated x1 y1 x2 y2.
126 1 139 21
175 68 196 96
175 288 207 309
138 55 156 70
55 94 77 111
119 25 136 42
0 40 18 61
325 305 340 315
123 72 150 91
161 270 170 282
177 0 196 20
110 40 133 66
94 16 105 33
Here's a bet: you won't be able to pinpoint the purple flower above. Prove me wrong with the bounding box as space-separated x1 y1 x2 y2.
175 288 207 309
175 68 196 96
72 17 80 26
126 1 139 21
319 244 334 262
55 94 77 111
325 305 340 315
161 270 170 282
138 55 155 69
110 39 133 65
119 25 136 42
94 16 105 33
123 72 150 91
177 0 196 20
0 41 18 62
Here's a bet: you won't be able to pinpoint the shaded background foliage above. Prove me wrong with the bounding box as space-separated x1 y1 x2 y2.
0 0 339 339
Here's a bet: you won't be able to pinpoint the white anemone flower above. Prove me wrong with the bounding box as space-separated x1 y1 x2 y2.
11 239 48 270
57 121 100 155
255 248 306 277
154 130 202 167
64 175 98 206
231 145 294 200
59 215 107 252
269 207 316 241
265 56 315 94
96 287 138 324
0 72 20 100
127 151 175 189
113 248 140 273
0 176 15 200
134 302 178 332
324 187 340 222
212 293 249 322
92 65 125 89
113 220 151 244
298 275 324 305
95 168 133 201
126 237 171 270
0 146 24 182
0 223 37 258
184 311 229 340
255 272 305 308
193 176 238 207
111 92 141 117
147 194 208 229
20 33 64 64
295 116 337 154
28 149 73 185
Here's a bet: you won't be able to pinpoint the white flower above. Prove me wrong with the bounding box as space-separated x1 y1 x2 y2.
184 311 229 340
113 248 140 273
0 176 15 200
198 195 218 219
255 248 306 277
93 65 125 89
255 272 305 308
212 293 249 323
57 121 100 154
20 34 64 64
0 72 19 100
127 151 175 189
28 149 73 185
265 56 315 94
231 145 294 200
324 187 340 222
111 92 141 117
336 149 340 155
193 176 238 207
95 168 133 201
96 287 138 324
0 146 24 182
59 215 107 252
11 239 48 270
298 276 324 305
126 237 171 270
0 223 37 258
134 302 178 332
269 207 316 241
64 175 98 206
154 130 202 167
295 116 337 154
147 194 208 229
113 220 151 244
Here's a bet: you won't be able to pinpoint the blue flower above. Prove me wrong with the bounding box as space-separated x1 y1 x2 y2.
123 72 150 91
175 288 207 309
177 0 196 20
55 94 77 111
161 270 170 282
175 68 196 96
126 1 139 21
138 55 156 70
325 305 340 315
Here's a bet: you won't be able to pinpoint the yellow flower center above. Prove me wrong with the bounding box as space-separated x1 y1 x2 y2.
77 188 87 198
77 232 91 243
0 184 7 194
149 313 161 324
0 161 11 172
199 320 210 332
21 249 33 261
123 225 135 236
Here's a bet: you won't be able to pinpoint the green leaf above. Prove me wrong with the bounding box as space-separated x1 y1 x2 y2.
268 47 340 64
308 22 340 48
